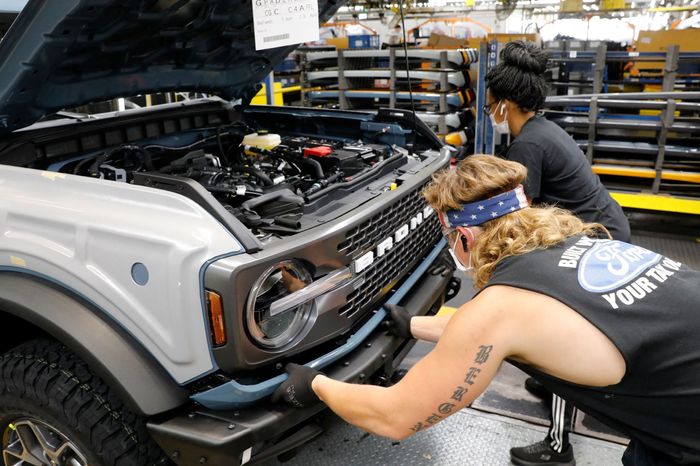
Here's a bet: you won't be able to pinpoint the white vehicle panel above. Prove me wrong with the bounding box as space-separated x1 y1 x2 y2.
0 165 243 383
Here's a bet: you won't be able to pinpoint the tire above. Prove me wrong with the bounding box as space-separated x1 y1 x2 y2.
0 339 169 466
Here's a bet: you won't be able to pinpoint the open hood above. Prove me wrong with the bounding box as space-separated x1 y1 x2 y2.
0 0 343 134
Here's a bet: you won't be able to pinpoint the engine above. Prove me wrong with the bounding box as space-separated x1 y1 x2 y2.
57 129 397 238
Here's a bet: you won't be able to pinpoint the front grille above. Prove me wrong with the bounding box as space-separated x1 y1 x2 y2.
337 184 442 318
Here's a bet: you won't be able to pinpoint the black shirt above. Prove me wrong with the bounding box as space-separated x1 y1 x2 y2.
506 116 631 242
483 236 700 464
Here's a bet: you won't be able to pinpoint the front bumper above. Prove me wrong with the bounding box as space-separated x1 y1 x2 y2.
191 238 447 410
147 239 455 466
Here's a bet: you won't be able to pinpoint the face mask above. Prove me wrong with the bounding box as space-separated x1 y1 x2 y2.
490 102 510 135
448 234 471 272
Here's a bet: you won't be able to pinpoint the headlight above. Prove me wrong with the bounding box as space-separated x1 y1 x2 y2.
245 260 315 350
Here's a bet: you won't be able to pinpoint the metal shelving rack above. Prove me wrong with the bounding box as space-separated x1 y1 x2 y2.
546 46 700 95
298 47 478 137
544 91 700 214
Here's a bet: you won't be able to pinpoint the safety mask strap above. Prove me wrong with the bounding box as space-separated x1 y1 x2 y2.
448 229 472 273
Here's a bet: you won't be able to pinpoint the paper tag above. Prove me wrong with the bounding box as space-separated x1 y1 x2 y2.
252 0 320 51
569 51 577 58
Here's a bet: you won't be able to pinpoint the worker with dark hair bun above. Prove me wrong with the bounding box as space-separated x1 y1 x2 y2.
485 41 631 466
485 40 549 113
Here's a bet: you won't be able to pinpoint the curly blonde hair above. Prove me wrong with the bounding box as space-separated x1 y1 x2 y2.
422 154 608 288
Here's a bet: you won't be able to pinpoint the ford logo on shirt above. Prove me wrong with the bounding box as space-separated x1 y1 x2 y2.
578 241 662 293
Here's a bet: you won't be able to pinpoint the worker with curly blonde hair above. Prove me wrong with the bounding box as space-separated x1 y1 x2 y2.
274 154 700 466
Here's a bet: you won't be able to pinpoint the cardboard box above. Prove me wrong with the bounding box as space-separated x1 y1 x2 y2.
425 33 470 49
635 29 700 75
637 29 700 53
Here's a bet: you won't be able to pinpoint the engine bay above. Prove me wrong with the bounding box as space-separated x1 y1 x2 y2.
48 121 421 238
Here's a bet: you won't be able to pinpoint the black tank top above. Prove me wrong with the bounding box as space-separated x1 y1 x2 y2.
481 235 700 464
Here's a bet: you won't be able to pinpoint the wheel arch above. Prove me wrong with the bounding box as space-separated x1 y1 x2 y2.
0 271 189 417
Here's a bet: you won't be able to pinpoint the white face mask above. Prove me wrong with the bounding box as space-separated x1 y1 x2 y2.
490 101 510 135
448 233 471 273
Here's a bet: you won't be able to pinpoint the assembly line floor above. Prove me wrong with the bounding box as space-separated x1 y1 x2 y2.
261 213 698 466
260 407 625 466
259 354 629 466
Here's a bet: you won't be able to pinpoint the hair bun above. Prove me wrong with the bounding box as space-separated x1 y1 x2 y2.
500 40 548 74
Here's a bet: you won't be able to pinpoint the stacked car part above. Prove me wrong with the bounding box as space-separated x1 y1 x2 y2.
545 45 700 96
299 48 478 143
544 91 700 213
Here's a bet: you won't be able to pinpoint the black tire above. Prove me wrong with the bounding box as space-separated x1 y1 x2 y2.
0 338 169 466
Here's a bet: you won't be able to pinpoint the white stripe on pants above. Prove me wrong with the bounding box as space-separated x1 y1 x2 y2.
548 394 566 453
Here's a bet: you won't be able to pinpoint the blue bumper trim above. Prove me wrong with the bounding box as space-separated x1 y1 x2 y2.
191 237 447 410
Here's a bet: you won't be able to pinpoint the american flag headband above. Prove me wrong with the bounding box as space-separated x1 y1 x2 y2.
438 185 529 229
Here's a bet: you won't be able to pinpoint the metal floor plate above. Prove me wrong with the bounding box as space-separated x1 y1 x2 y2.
259 408 625 466
628 212 700 271
631 231 700 271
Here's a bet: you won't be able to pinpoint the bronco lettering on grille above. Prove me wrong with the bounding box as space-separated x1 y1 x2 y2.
352 206 434 274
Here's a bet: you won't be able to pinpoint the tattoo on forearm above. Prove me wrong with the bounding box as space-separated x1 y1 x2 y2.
410 422 425 432
438 402 455 414
475 345 493 364
451 386 467 402
407 344 494 433
464 367 481 385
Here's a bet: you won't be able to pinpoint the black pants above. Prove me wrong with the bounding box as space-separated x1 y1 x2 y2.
622 440 680 466
546 393 573 453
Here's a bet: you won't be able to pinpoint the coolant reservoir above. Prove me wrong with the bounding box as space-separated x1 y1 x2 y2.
241 131 281 151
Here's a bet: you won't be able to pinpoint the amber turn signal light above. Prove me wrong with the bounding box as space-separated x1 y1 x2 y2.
205 290 227 347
